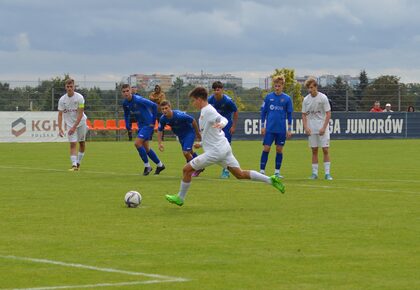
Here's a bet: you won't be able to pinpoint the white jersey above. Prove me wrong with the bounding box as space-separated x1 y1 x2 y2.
199 104 230 153
58 92 87 128
302 92 331 134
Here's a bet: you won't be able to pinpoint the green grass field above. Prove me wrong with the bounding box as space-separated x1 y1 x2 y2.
0 139 419 290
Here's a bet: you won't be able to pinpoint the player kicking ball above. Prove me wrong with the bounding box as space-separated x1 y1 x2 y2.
165 87 285 206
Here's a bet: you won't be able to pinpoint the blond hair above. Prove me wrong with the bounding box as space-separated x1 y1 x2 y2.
272 75 285 84
304 77 317 89
65 78 75 86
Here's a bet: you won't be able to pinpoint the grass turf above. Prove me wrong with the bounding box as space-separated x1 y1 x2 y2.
0 139 419 289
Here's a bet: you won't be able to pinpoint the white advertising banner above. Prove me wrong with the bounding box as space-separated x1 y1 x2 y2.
0 112 68 143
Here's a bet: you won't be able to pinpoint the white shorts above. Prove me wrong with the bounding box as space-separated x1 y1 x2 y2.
68 123 88 143
190 148 240 170
308 131 330 148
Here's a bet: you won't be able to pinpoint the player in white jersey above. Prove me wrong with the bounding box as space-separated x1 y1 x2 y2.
302 77 332 180
165 87 285 206
58 78 88 171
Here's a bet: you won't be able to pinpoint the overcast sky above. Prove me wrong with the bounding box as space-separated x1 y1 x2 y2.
1 0 419 86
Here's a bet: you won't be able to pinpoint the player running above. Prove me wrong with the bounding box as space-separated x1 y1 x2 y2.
157 100 204 177
121 84 165 176
165 87 285 207
260 75 293 178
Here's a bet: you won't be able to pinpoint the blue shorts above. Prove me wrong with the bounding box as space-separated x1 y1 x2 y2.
137 126 154 141
263 132 286 146
223 126 232 143
179 132 195 152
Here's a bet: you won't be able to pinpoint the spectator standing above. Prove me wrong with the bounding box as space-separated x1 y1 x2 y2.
370 101 383 112
383 103 393 112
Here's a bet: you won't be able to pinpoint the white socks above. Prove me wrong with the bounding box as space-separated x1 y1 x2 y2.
250 170 271 184
70 155 77 166
178 181 191 201
157 161 163 167
312 163 319 175
77 152 85 164
324 162 331 175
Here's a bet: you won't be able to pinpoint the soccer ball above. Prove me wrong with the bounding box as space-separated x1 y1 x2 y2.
124 191 142 208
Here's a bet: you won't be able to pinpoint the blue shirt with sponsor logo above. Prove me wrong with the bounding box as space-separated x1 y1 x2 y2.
123 94 157 130
208 94 238 128
261 92 293 133
158 110 195 138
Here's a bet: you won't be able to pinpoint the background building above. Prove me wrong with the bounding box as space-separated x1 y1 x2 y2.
179 72 242 88
128 74 174 92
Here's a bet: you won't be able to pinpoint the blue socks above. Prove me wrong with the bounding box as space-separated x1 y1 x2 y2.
137 146 148 163
275 152 283 171
260 151 269 171
147 149 161 164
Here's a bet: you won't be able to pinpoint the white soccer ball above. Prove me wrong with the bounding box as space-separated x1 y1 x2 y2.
124 191 142 208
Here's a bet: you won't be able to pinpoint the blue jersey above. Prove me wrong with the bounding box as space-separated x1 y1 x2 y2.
208 94 237 128
158 110 195 138
261 92 293 133
123 94 157 130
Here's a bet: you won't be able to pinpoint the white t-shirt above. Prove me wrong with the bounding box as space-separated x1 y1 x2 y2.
58 92 87 128
302 92 331 134
199 104 230 153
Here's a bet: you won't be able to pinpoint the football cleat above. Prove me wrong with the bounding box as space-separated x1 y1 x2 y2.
270 175 285 194
154 164 166 175
274 173 284 179
143 166 153 176
309 174 318 180
220 168 230 179
68 165 79 172
165 194 184 206
325 174 333 180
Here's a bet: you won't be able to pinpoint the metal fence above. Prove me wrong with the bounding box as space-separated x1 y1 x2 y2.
0 81 419 116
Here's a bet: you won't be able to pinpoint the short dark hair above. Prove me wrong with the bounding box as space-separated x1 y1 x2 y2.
160 100 171 107
121 84 130 90
212 81 224 90
189 87 208 100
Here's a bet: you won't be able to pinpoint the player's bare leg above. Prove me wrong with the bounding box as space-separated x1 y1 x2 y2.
310 147 319 179
228 167 285 193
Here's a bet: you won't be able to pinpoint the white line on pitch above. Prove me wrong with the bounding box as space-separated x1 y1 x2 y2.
3 279 183 290
1 165 420 184
0 255 189 283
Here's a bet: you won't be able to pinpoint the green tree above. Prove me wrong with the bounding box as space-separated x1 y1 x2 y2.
363 75 400 111
354 70 369 110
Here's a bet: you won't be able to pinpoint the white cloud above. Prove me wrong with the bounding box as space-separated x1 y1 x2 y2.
14 33 30 51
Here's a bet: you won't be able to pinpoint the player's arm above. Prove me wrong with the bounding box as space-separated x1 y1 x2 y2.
319 111 331 136
157 119 165 151
192 119 201 141
123 104 132 131
213 112 228 129
69 103 84 136
302 113 311 136
137 97 158 121
260 98 268 136
319 96 332 136
286 99 293 139
231 110 238 135
58 110 64 137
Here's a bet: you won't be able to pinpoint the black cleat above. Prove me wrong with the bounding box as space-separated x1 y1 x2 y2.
143 166 153 176
154 164 166 175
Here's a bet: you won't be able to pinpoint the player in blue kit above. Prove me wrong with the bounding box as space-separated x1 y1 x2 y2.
121 84 165 176
208 81 238 179
260 75 293 178
157 100 204 177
